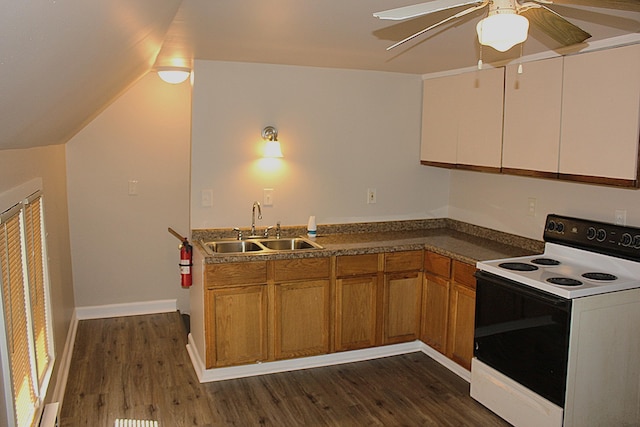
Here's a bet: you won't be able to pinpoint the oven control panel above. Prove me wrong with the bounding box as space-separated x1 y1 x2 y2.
544 214 640 261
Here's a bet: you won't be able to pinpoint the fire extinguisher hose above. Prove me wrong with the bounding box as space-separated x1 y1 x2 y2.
168 227 187 242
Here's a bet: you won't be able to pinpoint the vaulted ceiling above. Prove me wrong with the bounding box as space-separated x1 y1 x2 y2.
1 0 638 150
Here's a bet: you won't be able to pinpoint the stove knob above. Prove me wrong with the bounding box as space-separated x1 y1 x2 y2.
634 235 640 249
556 222 565 233
547 221 556 232
596 229 607 242
621 233 633 247
587 227 597 240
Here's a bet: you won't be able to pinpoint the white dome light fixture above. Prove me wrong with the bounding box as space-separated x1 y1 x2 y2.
476 0 529 52
156 66 191 84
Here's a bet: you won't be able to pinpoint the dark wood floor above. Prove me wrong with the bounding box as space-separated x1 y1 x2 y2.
60 312 511 426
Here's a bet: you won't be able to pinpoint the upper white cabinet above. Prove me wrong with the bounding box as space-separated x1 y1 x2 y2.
502 57 563 177
421 67 504 171
559 44 640 186
421 43 640 187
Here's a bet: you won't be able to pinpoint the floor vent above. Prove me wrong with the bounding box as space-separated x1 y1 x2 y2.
40 402 59 427
114 419 159 427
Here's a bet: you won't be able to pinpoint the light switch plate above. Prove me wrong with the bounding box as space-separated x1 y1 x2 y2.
201 189 213 207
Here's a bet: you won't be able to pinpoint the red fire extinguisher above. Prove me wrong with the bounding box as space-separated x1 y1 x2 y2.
169 228 192 288
179 238 193 288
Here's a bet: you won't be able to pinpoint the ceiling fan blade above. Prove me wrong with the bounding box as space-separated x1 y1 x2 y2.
522 6 592 46
374 0 484 20
385 3 488 49
531 0 640 12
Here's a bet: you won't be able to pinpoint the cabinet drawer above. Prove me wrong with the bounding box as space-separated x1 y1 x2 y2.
336 254 379 277
424 251 452 278
273 257 330 282
206 261 267 287
385 250 423 272
452 261 476 289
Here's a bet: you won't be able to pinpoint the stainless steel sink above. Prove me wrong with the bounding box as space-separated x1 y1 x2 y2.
259 238 322 251
205 240 264 254
201 237 323 255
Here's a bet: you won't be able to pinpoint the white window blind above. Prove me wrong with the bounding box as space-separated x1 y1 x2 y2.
0 190 54 427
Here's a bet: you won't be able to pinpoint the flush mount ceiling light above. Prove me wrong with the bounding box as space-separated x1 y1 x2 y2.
261 126 284 158
156 66 191 84
476 7 529 52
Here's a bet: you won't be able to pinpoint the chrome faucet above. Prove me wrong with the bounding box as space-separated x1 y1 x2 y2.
251 201 262 237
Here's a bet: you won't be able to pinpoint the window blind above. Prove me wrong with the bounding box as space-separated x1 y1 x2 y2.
23 196 51 386
0 190 53 427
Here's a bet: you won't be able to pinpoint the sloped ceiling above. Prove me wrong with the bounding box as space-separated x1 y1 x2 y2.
0 0 182 150
1 0 639 150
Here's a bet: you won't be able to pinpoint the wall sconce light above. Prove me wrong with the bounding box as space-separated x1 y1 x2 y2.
262 126 284 158
156 66 191 84
476 11 529 52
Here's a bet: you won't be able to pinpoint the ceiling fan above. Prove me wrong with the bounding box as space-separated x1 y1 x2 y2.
374 0 640 52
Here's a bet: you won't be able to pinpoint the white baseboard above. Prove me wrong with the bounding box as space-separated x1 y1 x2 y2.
187 335 471 383
75 299 177 320
417 341 471 382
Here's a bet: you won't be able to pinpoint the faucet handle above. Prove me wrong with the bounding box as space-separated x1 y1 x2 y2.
263 226 274 238
233 227 243 240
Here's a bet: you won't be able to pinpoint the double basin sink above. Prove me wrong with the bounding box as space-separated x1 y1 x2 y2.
201 237 323 255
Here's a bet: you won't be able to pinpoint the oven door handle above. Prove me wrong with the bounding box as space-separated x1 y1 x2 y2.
475 270 571 310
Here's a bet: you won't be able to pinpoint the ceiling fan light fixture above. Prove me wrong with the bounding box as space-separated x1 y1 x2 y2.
476 13 529 52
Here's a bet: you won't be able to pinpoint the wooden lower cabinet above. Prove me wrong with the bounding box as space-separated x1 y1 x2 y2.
421 273 450 353
422 251 477 370
274 279 330 359
335 274 379 351
203 249 477 371
205 284 268 368
272 257 331 360
335 253 380 351
447 260 476 370
383 251 423 344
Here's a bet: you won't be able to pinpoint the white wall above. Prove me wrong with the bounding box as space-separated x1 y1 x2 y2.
0 145 75 419
191 60 450 230
449 169 640 240
66 73 192 311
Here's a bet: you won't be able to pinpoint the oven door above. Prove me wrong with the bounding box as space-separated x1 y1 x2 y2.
474 270 571 407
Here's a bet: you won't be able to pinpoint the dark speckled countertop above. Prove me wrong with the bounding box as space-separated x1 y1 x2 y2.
193 218 544 265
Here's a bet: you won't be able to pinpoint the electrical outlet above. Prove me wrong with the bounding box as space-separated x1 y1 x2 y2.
367 188 377 204
263 188 274 206
201 189 213 207
527 198 536 217
615 209 627 225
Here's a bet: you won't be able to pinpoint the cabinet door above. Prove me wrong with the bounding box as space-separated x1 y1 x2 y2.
456 67 505 170
274 279 330 360
421 68 504 170
205 285 268 368
447 261 477 370
502 57 563 176
421 75 460 166
421 273 450 354
335 275 379 351
383 271 423 344
559 44 640 185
